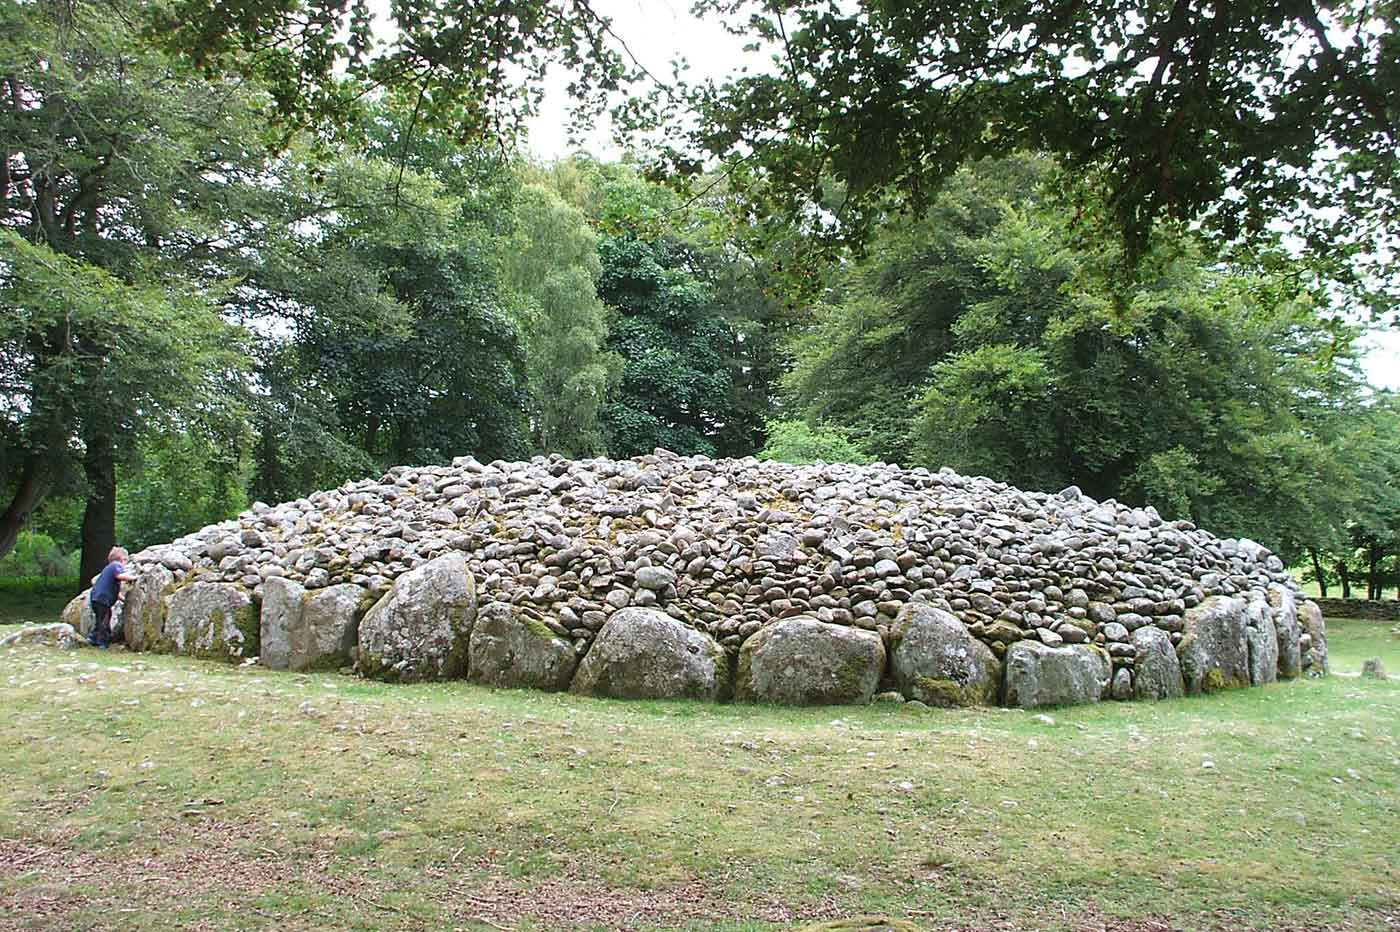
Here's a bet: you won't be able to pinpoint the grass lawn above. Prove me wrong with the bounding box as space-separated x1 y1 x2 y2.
0 599 1396 931
0 586 73 630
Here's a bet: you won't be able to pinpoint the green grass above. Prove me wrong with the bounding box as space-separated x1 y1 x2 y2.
0 583 71 629
1328 617 1400 674
0 604 1396 931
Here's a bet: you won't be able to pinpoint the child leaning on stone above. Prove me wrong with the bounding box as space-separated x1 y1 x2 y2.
88 546 136 649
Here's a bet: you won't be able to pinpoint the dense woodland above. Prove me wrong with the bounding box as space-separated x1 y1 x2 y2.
2 0 1398 598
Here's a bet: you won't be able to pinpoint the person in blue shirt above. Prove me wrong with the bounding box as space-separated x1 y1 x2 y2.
88 546 136 648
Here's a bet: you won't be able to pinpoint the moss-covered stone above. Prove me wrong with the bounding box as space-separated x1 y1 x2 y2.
468 602 577 691
289 583 367 672
735 616 885 706
889 604 1000 707
357 552 477 682
123 565 177 652
570 608 724 700
164 582 258 662
1002 641 1110 708
1178 596 1250 694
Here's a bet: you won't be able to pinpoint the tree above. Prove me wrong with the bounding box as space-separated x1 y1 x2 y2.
757 420 872 465
145 0 630 146
667 0 1400 309
0 0 272 577
145 0 1399 308
501 183 618 456
117 426 252 554
570 162 782 458
785 157 1378 560
785 156 1053 462
0 234 246 572
247 149 530 476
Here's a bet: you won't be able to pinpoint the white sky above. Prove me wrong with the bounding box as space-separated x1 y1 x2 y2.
522 2 1399 392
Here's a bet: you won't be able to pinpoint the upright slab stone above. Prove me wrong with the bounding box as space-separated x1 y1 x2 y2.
469 602 578 691
1178 595 1250 693
163 582 259 661
123 565 176 652
1298 600 1329 677
571 607 725 700
1002 641 1111 708
292 584 369 672
1131 625 1184 700
259 576 305 670
736 616 885 706
1245 595 1279 687
888 604 1000 707
1268 585 1302 679
358 551 477 682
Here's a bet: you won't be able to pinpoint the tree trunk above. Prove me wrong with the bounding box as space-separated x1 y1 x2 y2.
364 414 381 456
79 427 117 588
1336 561 1351 599
0 456 49 560
253 417 282 505
1367 543 1380 601
1308 548 1328 599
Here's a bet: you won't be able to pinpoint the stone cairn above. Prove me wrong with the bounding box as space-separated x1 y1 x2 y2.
58 451 1330 708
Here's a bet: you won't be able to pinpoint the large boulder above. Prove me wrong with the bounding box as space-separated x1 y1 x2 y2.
1245 595 1279 687
469 602 578 691
293 584 370 672
570 608 726 700
1268 585 1302 679
123 565 176 651
357 551 477 682
163 582 259 661
1002 642 1111 708
1299 599 1329 677
735 616 886 706
1177 595 1250 694
261 579 367 672
888 604 1000 707
259 576 304 670
0 623 82 651
62 591 99 640
1131 625 1184 700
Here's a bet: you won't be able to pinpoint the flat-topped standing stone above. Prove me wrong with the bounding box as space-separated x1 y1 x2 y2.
293 584 369 671
1298 599 1329 676
469 602 578 691
260 576 305 670
1268 585 1302 679
1178 596 1250 693
358 551 477 682
163 582 259 661
123 565 176 652
1131 626 1184 700
1245 595 1279 687
736 616 885 705
570 607 726 700
888 604 1000 707
1002 642 1111 708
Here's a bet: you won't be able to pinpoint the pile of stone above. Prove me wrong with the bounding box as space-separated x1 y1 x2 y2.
57 451 1330 708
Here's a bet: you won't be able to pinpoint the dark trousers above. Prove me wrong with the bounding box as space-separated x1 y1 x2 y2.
90 600 114 647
